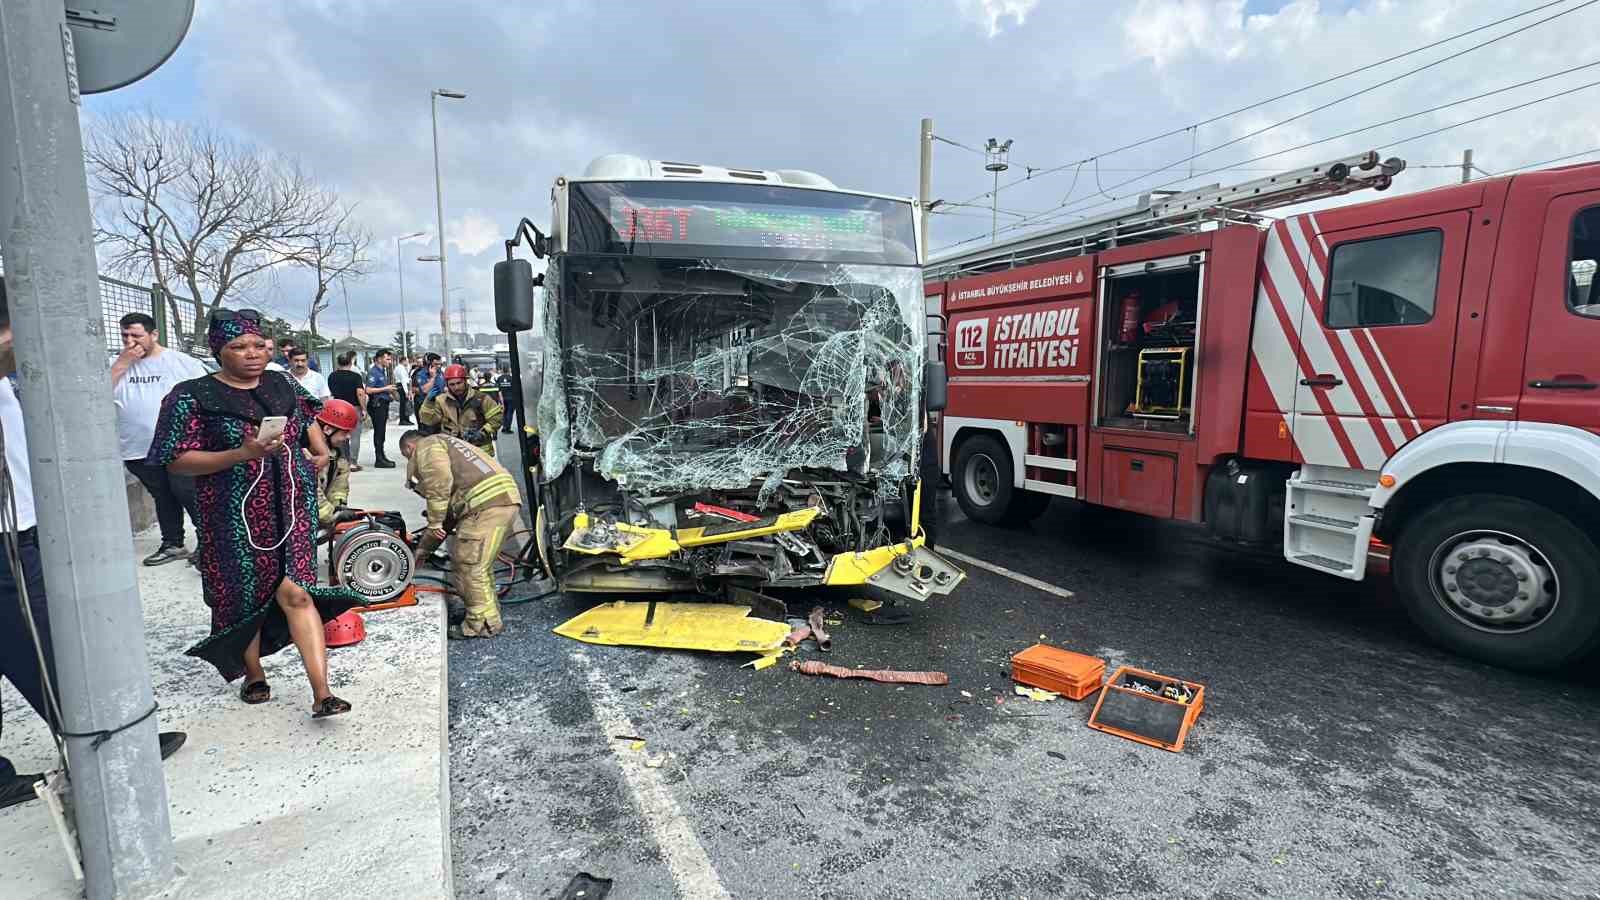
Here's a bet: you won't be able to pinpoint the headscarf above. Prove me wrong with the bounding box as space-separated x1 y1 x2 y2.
208 313 263 357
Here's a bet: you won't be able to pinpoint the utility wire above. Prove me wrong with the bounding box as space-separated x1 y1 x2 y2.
1020 76 1600 235
930 134 984 155
1024 0 1600 220
934 70 1600 253
1498 146 1600 173
939 0 1595 213
1030 58 1600 228
932 132 1041 177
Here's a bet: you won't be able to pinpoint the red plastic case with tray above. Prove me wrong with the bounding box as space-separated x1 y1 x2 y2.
1087 666 1205 752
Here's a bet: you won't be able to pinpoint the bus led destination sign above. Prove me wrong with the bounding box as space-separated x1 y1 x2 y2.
609 196 885 253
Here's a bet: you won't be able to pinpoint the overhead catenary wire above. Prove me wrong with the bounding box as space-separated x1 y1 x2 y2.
1017 0 1599 222
1022 60 1600 231
934 62 1600 252
1497 146 1600 173
930 133 1041 177
940 0 1595 213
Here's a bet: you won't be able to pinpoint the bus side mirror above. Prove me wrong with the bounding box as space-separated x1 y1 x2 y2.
924 360 947 413
494 259 535 333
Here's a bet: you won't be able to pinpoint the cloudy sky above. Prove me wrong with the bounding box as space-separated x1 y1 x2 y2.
83 0 1600 345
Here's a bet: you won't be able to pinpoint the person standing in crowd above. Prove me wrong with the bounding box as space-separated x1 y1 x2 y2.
413 352 445 405
0 280 185 809
283 339 320 372
262 336 287 372
418 363 503 456
112 312 209 566
394 354 413 425
288 347 330 401
312 399 358 526
150 309 360 718
399 430 520 639
327 351 367 471
364 349 400 469
495 367 516 433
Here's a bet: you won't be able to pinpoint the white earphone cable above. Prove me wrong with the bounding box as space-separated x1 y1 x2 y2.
241 442 296 552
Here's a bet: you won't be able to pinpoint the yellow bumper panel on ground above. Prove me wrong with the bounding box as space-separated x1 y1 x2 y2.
553 601 790 652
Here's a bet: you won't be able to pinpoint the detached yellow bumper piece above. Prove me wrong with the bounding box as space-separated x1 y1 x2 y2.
562 508 822 562
824 540 967 600
553 601 790 653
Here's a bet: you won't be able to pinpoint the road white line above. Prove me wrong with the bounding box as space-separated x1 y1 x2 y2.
937 547 1076 599
573 650 731 900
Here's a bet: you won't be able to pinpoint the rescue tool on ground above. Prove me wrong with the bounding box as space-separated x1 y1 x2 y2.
928 149 1600 671
492 154 964 608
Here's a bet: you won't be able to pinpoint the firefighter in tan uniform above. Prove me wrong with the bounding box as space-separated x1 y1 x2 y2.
398 429 522 639
417 363 503 457
312 399 359 526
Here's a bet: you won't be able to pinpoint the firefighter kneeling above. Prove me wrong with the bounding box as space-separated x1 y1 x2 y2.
418 363 503 457
398 429 521 639
313 398 359 525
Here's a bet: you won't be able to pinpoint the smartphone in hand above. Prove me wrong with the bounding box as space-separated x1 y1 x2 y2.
257 415 288 444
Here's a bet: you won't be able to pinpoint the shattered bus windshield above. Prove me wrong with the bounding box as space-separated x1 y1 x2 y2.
538 181 925 499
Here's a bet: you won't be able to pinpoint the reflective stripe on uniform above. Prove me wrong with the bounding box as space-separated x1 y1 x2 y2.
465 473 518 509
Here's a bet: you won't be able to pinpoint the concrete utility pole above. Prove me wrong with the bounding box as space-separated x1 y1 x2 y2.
1461 148 1474 184
919 117 932 262
0 2 175 897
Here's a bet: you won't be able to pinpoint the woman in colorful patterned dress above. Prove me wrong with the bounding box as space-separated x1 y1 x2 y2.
148 311 361 718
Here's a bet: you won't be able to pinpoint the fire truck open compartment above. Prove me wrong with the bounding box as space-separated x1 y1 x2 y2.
1095 255 1204 435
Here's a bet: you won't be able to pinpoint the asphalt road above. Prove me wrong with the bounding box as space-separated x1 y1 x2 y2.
448 491 1600 899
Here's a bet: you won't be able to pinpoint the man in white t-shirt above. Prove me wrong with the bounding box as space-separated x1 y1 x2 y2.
112 312 208 566
288 346 330 399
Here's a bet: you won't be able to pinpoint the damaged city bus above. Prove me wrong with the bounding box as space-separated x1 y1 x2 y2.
494 155 963 609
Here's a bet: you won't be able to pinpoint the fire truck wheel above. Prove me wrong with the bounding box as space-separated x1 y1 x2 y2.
952 435 1046 526
1393 494 1600 671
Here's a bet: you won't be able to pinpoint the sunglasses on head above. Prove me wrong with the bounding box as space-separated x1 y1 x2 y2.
210 308 262 324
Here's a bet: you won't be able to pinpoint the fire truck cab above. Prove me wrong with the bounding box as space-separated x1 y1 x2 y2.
929 153 1600 670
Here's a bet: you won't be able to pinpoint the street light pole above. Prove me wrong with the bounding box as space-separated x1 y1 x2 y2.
984 138 1012 244
430 89 466 348
395 231 426 358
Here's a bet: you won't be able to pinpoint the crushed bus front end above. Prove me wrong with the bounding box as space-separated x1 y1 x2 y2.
529 167 963 603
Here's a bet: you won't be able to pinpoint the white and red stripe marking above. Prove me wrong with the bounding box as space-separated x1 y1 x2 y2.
1248 214 1422 472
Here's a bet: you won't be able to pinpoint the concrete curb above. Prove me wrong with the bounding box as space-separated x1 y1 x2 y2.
438 573 454 894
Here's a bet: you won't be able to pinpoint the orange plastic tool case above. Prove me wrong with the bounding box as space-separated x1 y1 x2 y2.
1010 644 1106 701
1087 666 1205 752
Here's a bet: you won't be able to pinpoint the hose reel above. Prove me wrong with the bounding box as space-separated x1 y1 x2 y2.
330 515 416 604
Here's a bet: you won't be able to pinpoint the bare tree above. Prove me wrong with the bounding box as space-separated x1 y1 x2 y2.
297 199 372 346
86 111 338 347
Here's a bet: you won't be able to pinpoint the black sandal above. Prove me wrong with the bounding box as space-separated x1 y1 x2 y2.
239 681 271 704
311 696 352 718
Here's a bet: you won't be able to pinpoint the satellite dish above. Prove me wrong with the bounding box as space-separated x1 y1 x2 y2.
65 1 195 95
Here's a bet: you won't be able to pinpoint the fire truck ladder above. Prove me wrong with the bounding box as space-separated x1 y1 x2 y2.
927 151 1406 278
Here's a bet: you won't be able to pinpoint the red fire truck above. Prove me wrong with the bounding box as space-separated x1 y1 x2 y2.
927 151 1600 670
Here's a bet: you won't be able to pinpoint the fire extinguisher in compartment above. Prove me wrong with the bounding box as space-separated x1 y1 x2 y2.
1118 292 1142 345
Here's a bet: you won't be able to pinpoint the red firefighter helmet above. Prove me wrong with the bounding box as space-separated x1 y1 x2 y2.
323 609 366 647
316 398 359 432
443 364 468 381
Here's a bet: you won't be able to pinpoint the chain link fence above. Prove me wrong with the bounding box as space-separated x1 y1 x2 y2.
97 275 204 356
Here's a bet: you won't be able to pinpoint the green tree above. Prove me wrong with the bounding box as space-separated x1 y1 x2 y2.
392 330 417 358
